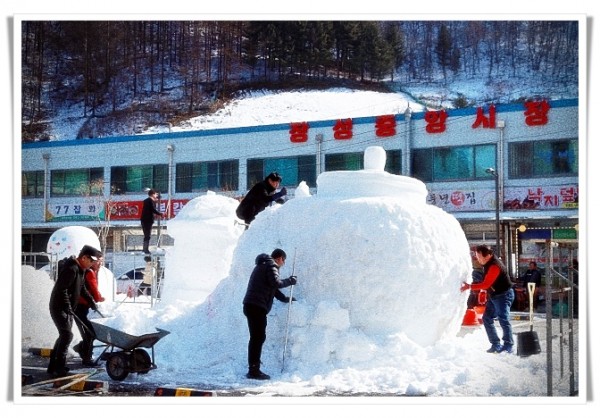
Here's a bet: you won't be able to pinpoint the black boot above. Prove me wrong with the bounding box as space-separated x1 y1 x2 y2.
47 361 70 377
246 364 270 380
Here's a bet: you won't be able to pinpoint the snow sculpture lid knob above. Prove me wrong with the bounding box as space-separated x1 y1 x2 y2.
364 146 386 171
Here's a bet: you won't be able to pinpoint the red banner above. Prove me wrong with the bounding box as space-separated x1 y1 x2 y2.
107 199 189 220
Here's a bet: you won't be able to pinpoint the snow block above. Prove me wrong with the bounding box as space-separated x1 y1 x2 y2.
28 347 53 357
154 387 216 396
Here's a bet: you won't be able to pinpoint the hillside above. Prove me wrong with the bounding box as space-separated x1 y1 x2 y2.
20 20 579 142
46 76 578 141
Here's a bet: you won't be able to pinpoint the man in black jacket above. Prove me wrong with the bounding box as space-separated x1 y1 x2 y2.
236 172 287 226
47 245 103 377
242 248 297 380
521 261 542 310
140 188 164 254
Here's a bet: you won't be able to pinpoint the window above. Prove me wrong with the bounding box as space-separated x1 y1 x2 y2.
385 150 402 175
110 164 167 195
22 170 44 197
246 156 316 189
474 145 497 179
434 147 474 180
412 149 433 182
324 150 402 174
325 152 363 171
50 168 103 197
412 145 495 182
175 159 239 193
509 139 578 178
247 159 264 190
297 155 317 187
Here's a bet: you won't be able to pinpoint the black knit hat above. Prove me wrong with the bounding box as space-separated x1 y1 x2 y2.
266 172 282 182
271 248 287 260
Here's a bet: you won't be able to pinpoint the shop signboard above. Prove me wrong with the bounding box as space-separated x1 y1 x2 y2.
428 184 578 213
45 202 104 222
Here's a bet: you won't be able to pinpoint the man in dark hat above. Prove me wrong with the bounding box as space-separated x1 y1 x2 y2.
236 172 287 226
47 245 103 377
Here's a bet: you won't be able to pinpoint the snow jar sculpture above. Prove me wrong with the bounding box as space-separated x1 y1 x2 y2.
307 145 472 346
207 146 472 372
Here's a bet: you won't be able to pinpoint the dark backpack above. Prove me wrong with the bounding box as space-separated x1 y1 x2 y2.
57 256 70 272
53 256 72 281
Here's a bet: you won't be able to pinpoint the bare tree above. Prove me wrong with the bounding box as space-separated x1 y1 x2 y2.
78 179 116 253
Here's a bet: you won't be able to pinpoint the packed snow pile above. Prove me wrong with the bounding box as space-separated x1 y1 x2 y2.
162 191 244 305
158 146 472 380
21 266 56 348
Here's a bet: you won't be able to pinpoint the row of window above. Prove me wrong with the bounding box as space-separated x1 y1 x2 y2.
22 139 577 197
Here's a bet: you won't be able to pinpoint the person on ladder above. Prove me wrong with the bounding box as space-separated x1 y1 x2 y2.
242 248 297 380
140 189 164 254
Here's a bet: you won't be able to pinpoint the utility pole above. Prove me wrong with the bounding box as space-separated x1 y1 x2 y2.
486 167 500 256
315 133 323 176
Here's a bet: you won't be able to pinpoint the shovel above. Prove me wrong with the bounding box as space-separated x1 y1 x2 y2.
517 282 542 357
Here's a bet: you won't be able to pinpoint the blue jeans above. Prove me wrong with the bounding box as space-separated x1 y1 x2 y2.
482 288 515 348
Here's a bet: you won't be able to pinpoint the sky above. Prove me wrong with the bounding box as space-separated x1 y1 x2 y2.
6 2 599 417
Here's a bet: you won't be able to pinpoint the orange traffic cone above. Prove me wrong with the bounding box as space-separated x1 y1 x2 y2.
462 308 480 326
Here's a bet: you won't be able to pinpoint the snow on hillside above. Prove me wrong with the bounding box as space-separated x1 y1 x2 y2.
146 88 426 134
50 78 578 141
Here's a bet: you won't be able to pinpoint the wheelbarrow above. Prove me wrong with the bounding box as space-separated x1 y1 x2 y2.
90 318 170 381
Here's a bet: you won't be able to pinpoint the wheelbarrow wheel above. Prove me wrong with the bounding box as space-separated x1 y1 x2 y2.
133 348 152 374
106 352 130 381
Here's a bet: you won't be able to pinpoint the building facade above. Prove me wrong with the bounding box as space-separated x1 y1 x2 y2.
21 98 579 279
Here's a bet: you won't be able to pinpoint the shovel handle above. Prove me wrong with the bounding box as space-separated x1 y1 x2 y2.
527 282 536 304
527 282 536 327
